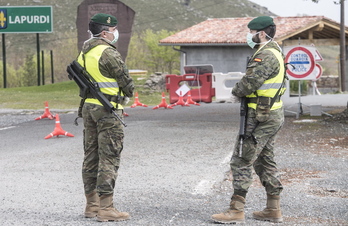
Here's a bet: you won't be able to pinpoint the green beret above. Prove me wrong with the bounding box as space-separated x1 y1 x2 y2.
91 13 118 27
248 16 275 30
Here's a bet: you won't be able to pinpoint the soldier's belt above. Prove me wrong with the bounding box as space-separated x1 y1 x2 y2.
104 94 125 103
247 96 280 104
87 93 125 104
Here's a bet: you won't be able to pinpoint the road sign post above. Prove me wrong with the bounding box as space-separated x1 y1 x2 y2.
283 45 327 118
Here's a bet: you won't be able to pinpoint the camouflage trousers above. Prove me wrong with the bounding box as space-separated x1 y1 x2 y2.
230 107 284 196
82 103 124 195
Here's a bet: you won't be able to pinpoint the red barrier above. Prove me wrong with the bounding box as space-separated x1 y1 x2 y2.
165 73 215 104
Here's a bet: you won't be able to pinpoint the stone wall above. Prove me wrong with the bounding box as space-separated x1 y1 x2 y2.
316 75 339 88
143 72 167 92
315 75 340 93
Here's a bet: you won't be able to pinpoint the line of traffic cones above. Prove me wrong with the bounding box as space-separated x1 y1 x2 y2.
131 92 148 108
153 92 173 109
35 90 200 140
35 101 55 120
44 113 74 139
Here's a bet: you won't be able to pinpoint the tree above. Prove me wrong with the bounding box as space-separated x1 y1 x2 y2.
0 61 21 88
142 29 180 74
311 0 341 3
126 34 147 70
20 54 37 87
127 29 180 74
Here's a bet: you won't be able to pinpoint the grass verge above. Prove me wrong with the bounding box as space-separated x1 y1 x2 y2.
0 80 165 110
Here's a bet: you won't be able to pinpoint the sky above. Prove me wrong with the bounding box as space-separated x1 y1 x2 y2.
250 0 347 25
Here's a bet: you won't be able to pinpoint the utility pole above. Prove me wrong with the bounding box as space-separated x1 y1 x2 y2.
340 0 346 91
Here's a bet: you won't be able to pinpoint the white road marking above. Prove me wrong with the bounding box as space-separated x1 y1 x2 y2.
193 179 212 195
192 154 231 195
220 154 231 166
0 126 15 131
169 212 181 223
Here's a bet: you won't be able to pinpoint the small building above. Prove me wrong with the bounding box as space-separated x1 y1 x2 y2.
159 16 348 89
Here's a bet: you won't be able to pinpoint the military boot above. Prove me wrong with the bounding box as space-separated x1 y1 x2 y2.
84 190 99 218
97 194 130 222
211 195 245 224
253 194 283 223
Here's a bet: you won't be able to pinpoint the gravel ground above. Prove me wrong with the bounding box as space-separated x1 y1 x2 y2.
0 102 347 225
220 113 348 225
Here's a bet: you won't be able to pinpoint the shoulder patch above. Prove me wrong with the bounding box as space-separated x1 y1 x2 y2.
254 58 262 62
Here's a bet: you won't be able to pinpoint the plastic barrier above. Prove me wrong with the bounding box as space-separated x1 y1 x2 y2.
165 73 215 104
212 72 244 102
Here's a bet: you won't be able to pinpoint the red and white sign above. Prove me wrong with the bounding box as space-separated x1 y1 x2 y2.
176 84 190 96
284 46 316 80
310 44 324 61
314 49 324 61
313 63 323 81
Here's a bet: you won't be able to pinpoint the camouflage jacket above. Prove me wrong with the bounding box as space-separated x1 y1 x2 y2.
79 37 134 98
232 41 284 97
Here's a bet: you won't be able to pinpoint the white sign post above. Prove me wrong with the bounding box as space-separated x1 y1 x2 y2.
283 45 324 118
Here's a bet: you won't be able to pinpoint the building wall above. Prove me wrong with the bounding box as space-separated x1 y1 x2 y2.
180 46 254 74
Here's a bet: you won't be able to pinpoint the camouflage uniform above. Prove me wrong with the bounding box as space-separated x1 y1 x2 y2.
80 38 134 196
231 41 284 197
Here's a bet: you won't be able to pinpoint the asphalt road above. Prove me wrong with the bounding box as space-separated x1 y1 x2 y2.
0 101 347 225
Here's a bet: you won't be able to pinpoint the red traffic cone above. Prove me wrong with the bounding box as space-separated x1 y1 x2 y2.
131 92 148 108
35 101 55 120
123 111 129 117
170 91 190 107
185 90 200 106
44 114 74 139
153 92 173 109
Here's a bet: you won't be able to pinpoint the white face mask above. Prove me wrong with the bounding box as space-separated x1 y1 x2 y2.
107 29 119 44
246 32 260 49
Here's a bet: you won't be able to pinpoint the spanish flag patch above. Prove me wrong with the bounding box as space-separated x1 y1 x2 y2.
254 58 262 62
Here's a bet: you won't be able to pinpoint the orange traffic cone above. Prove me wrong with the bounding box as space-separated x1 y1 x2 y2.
131 92 148 108
153 92 173 109
170 91 190 107
185 90 200 106
35 101 55 120
44 114 74 139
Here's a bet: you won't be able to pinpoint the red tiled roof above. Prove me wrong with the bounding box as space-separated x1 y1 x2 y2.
159 16 346 45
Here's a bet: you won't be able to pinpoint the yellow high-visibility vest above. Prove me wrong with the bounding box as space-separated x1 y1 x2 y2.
77 45 124 109
246 48 285 110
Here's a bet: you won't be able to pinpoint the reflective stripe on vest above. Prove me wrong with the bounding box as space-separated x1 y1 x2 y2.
77 45 123 109
246 48 285 110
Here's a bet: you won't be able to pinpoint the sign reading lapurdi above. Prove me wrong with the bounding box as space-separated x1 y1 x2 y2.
0 6 53 33
77 0 135 61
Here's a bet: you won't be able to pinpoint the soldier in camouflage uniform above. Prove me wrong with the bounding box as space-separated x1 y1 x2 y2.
212 16 285 224
77 13 134 222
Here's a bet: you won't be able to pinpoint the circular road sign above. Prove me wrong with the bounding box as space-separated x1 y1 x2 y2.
285 46 315 79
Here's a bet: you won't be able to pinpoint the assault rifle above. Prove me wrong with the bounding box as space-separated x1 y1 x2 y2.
66 60 127 127
238 97 248 157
